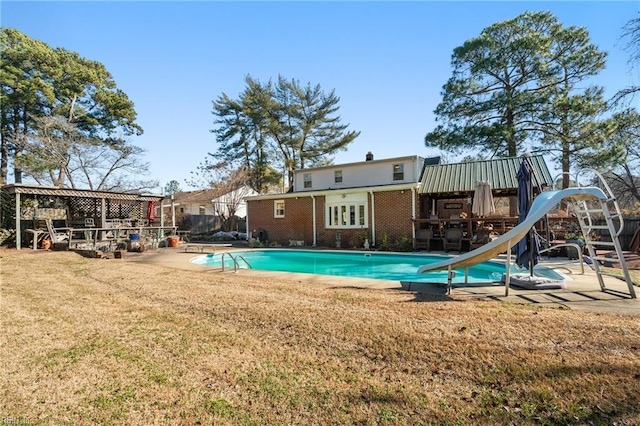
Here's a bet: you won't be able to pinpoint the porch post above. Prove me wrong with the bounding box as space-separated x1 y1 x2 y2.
369 190 375 245
15 192 21 250
101 198 106 225
411 187 417 239
160 198 165 228
171 195 175 228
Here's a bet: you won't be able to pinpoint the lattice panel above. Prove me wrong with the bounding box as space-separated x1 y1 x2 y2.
0 188 15 228
105 200 144 220
67 197 98 221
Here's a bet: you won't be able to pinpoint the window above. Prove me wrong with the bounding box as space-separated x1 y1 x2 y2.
325 193 368 229
274 200 285 218
393 163 404 181
303 173 312 189
199 205 206 215
334 170 343 184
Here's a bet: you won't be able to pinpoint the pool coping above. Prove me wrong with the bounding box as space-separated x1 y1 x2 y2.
124 245 640 315
188 248 538 286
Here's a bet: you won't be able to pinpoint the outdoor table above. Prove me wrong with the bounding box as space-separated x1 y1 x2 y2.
67 226 177 251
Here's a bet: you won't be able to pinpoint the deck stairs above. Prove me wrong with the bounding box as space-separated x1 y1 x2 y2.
566 169 636 298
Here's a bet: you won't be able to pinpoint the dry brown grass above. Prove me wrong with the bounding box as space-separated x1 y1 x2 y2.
1 250 639 425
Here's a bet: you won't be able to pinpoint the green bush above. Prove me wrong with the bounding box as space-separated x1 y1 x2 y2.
0 228 16 246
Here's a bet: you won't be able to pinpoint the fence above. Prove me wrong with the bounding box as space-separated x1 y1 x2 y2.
178 215 247 234
178 215 219 234
604 216 640 251
544 216 639 251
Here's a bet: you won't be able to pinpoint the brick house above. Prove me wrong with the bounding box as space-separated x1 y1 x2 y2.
245 153 431 249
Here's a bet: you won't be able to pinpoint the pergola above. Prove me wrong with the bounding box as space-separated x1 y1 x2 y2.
1 183 176 250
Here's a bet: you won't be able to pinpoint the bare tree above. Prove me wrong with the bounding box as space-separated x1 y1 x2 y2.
599 109 640 211
70 143 157 192
25 116 157 191
208 164 254 232
611 14 640 106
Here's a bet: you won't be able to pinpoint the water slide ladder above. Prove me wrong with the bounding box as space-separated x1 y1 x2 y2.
568 170 636 298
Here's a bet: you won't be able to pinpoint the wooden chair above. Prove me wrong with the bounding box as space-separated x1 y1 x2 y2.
444 228 463 252
415 229 433 250
45 219 69 243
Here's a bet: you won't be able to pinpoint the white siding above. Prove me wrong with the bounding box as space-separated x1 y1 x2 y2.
293 156 424 192
211 186 258 218
176 186 259 218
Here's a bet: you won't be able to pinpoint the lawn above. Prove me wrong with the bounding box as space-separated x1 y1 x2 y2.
1 250 639 425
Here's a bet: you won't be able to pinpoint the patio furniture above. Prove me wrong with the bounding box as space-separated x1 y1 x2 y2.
444 228 463 252
45 219 70 244
415 229 433 250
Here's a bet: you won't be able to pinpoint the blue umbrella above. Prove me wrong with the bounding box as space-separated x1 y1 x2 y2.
515 157 540 270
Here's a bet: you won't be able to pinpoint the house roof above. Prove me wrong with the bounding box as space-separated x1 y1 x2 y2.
169 189 219 204
418 155 553 198
169 186 259 204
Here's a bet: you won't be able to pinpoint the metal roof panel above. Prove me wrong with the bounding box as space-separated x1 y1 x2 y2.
418 155 552 196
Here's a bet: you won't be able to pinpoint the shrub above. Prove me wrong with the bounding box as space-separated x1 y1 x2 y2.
0 228 15 246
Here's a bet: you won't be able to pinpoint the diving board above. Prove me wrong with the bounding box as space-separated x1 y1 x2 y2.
184 243 232 253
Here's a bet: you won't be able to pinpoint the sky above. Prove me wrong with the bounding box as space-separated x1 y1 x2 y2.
2 1 639 193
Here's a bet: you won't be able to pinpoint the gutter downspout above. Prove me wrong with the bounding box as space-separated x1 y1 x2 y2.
245 200 250 242
369 190 375 246
311 195 317 246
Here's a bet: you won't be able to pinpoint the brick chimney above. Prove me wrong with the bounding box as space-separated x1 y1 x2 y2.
365 151 374 161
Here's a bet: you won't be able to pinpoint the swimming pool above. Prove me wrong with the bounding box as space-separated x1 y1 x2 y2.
190 249 563 283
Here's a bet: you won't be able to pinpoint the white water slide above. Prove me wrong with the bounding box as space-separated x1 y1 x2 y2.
417 186 637 298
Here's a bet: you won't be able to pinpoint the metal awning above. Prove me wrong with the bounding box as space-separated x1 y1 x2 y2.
418 155 552 199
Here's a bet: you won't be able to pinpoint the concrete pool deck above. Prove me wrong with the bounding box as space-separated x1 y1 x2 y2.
124 244 640 316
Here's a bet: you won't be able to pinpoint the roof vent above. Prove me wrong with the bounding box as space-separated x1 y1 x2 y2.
365 152 374 161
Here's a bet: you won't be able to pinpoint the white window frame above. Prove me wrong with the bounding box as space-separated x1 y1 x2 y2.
274 200 285 218
393 163 404 181
334 170 343 184
325 194 368 229
303 173 312 189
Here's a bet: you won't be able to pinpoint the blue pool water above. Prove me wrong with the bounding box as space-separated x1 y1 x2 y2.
190 249 562 283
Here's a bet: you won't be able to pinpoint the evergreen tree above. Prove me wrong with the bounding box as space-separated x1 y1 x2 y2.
0 28 145 188
211 75 359 190
425 11 610 188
